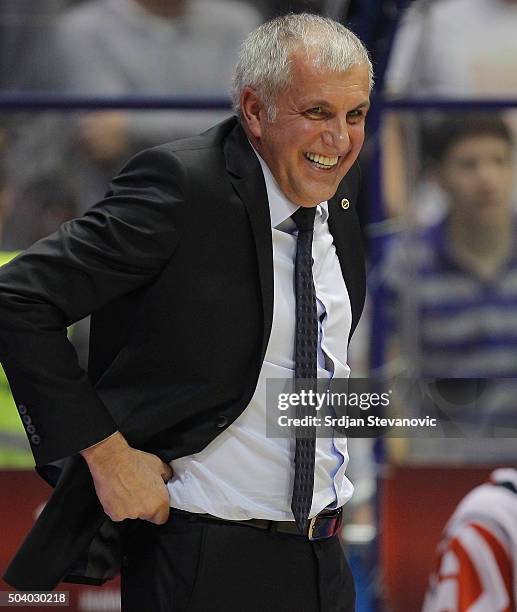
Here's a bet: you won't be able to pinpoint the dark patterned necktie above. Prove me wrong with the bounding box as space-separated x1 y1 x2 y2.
290 206 317 533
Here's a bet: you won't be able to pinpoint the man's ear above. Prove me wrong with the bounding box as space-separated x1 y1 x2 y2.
240 87 264 139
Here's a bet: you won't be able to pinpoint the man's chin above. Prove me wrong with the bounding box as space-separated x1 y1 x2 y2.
285 180 342 206
294 184 342 206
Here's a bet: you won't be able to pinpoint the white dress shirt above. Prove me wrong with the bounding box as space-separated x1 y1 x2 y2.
167 153 354 520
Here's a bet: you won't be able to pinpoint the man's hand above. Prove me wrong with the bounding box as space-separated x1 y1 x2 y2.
80 431 173 524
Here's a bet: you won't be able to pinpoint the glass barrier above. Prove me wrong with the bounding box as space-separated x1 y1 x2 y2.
372 101 517 465
0 106 232 250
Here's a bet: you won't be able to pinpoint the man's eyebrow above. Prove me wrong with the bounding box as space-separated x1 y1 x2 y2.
301 99 371 110
351 100 371 111
301 100 332 108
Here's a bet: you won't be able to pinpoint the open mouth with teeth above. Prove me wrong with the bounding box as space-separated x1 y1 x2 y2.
304 152 340 170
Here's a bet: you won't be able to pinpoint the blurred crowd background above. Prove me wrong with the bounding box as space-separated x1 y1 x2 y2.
1 1 517 610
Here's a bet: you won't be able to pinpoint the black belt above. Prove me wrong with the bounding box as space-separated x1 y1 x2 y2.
170 507 343 541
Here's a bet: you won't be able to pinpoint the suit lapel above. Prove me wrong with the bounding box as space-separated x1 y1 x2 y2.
224 121 274 363
328 188 366 340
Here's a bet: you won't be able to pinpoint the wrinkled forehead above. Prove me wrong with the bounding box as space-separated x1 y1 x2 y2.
284 46 371 96
284 54 370 102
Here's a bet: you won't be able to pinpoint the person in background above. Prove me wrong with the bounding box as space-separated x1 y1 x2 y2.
423 468 517 612
382 0 517 219
386 0 517 99
0 0 69 91
49 0 261 157
387 115 516 379
384 115 517 462
7 0 262 232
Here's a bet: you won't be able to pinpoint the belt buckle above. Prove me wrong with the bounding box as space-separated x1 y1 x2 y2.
307 508 342 542
307 516 318 541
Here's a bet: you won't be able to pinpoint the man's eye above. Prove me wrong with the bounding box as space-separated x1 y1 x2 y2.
305 107 326 118
347 109 364 122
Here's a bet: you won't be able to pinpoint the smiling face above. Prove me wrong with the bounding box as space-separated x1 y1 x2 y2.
241 50 371 207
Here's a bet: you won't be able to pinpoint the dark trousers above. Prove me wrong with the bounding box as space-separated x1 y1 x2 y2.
121 513 355 612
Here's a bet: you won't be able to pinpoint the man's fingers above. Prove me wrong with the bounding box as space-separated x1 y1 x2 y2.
161 461 173 482
86 443 173 523
146 505 170 525
105 485 170 524
141 489 171 525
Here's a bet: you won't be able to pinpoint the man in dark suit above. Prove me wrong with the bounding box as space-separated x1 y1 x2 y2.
0 13 372 612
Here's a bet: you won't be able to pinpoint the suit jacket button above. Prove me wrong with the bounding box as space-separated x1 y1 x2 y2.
18 404 27 415
31 434 41 445
27 424 36 434
22 414 32 425
215 415 228 428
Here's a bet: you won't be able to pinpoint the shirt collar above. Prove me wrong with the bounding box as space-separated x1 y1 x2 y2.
250 144 329 229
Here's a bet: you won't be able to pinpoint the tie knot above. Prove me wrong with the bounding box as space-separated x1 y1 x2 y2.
291 206 316 233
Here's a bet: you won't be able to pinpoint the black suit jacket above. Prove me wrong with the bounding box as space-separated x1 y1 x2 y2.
0 116 365 590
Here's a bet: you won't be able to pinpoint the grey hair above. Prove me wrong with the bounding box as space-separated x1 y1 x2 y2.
232 13 374 122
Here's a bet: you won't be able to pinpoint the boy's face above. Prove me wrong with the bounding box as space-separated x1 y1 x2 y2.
438 134 514 221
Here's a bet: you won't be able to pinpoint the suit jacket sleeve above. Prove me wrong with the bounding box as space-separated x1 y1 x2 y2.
0 146 187 466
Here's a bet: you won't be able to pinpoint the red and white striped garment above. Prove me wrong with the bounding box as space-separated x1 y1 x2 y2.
423 469 517 612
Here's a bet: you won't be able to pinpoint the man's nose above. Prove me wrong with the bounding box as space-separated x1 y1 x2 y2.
321 117 349 150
